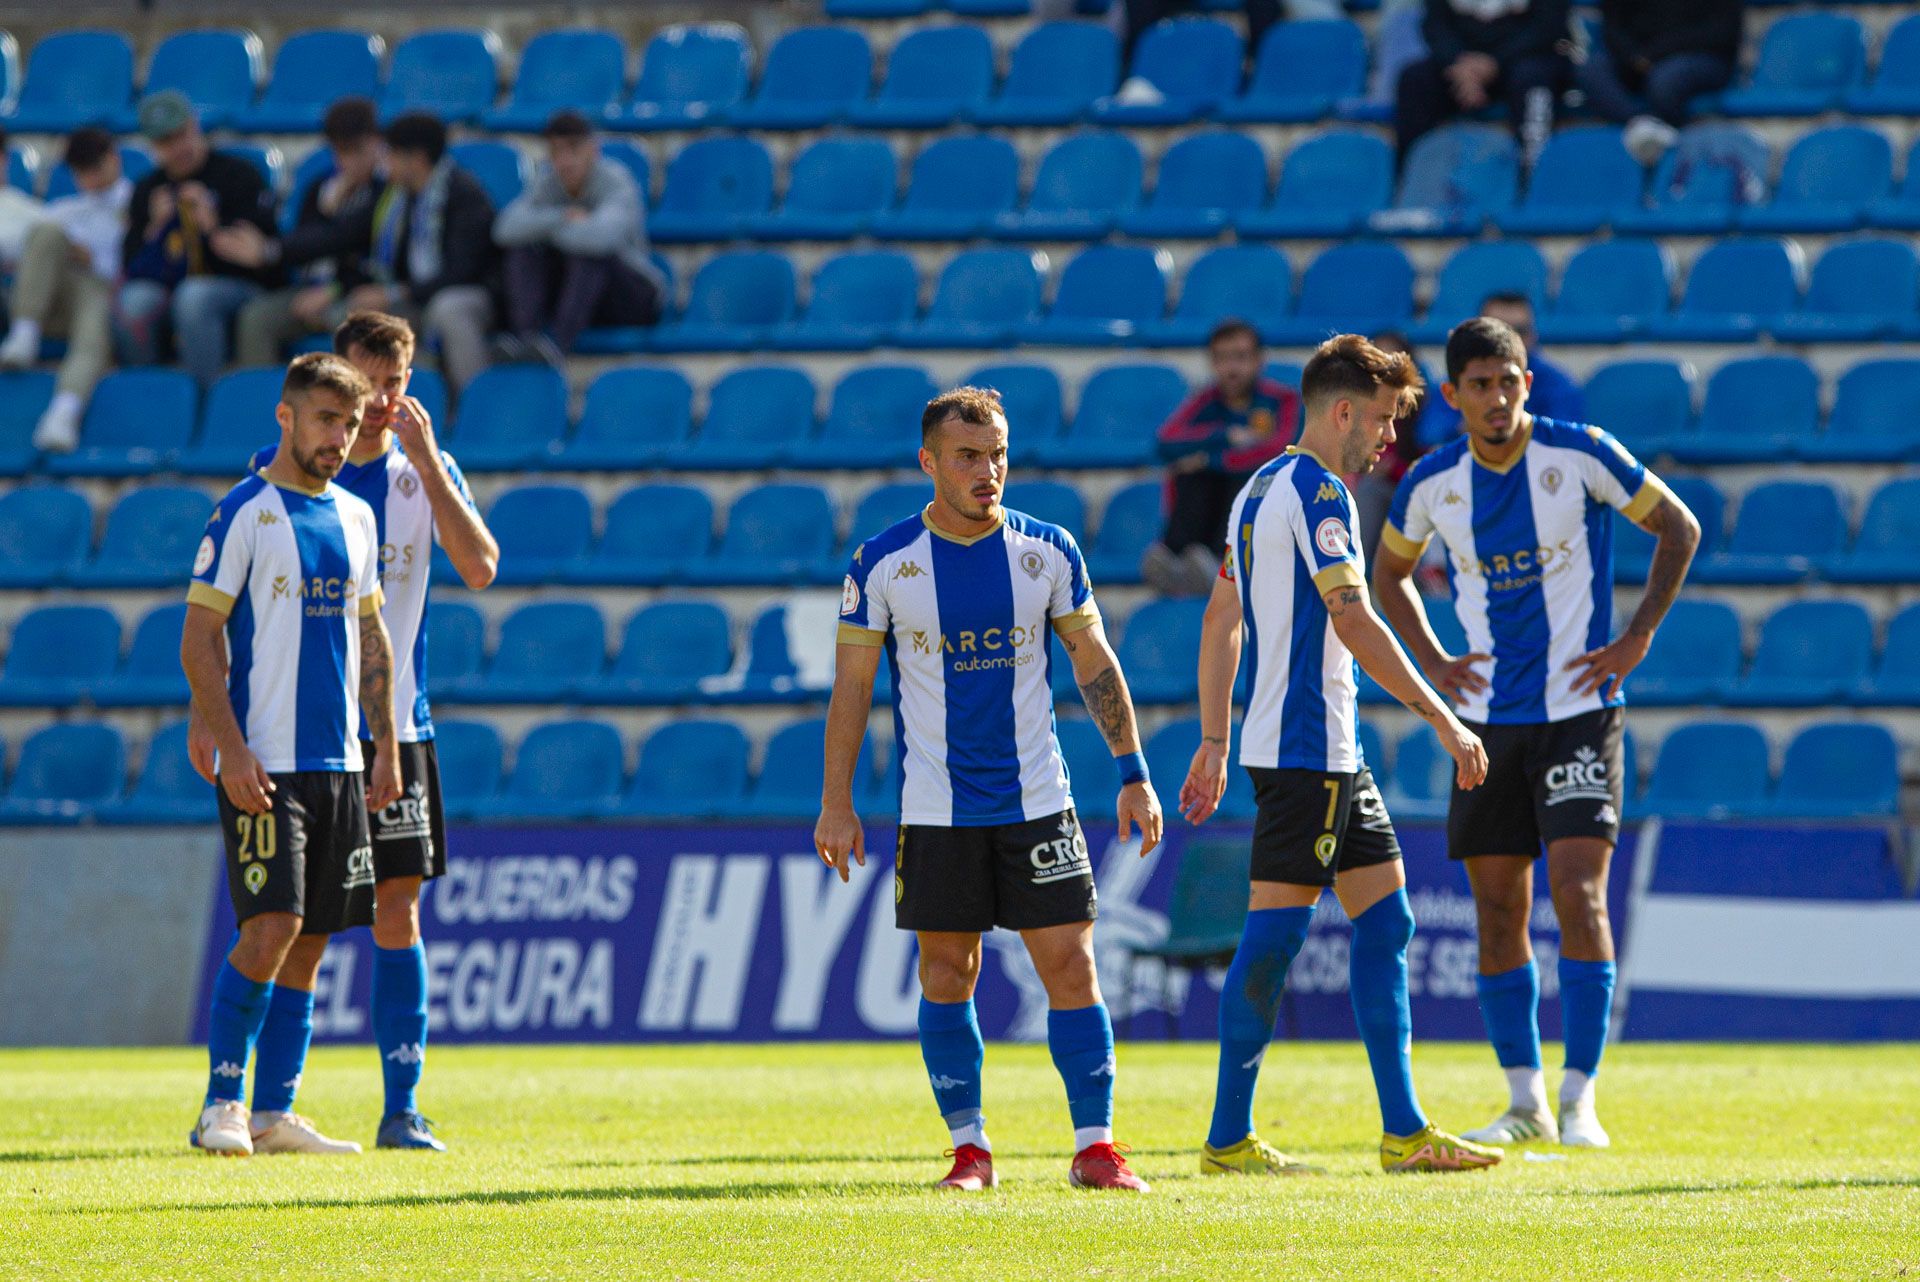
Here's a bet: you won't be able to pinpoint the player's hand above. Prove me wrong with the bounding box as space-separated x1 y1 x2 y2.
1423 650 1492 702
219 746 275 815
814 803 866 883
1565 631 1651 701
1179 738 1229 826
390 395 441 460
365 742 402 812
1118 781 1163 856
186 709 219 785
1437 717 1488 791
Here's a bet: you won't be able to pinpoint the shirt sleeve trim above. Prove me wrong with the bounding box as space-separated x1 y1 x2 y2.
1051 602 1100 636
186 583 234 616
837 623 886 647
1379 522 1429 560
1313 563 1364 593
358 586 385 617
1621 477 1664 524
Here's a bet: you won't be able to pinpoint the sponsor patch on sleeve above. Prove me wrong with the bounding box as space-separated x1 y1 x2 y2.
840 574 860 616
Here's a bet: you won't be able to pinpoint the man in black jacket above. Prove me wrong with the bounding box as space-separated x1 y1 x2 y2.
1578 0 1743 163
222 98 387 366
1395 0 1572 166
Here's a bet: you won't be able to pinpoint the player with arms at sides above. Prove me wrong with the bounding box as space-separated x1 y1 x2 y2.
816 387 1165 1193
182 353 401 1155
190 312 499 1151
1373 317 1699 1148
1181 334 1503 1176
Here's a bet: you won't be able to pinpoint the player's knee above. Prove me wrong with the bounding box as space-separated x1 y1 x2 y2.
1353 891 1415 954
918 952 979 1002
373 883 422 949
234 914 300 972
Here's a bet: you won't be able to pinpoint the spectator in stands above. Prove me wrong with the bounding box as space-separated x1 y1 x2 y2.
224 97 387 367
493 110 666 366
0 127 126 452
1141 318 1299 597
1578 0 1744 165
1422 291 1584 441
1395 0 1572 167
357 111 496 391
116 90 279 386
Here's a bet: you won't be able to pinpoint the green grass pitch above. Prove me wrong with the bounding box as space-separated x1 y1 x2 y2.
3 1042 1916 1279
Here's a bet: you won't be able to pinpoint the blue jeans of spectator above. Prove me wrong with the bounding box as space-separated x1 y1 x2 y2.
116 275 263 385
1577 46 1732 126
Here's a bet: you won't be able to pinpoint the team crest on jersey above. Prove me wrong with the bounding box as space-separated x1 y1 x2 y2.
1314 517 1350 559
1313 833 1337 866
1541 466 1564 496
397 472 419 498
840 575 860 616
243 862 267 895
1019 550 1045 581
1315 482 1341 502
193 535 216 576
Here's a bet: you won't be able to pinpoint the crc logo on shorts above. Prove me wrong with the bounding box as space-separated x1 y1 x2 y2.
1313 833 1337 866
193 535 216 576
840 575 860 616
1314 517 1350 559
243 862 268 895
376 781 433 841
343 844 376 891
1544 746 1612 806
1030 814 1091 885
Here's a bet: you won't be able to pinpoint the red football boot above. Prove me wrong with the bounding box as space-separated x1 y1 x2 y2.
936 1144 997 1190
1069 1141 1150 1191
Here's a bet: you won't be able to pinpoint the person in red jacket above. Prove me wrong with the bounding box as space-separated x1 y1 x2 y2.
1142 319 1299 596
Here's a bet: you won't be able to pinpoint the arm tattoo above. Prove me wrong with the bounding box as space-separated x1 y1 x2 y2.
359 612 395 743
1326 586 1365 618
1626 497 1700 638
1077 665 1137 753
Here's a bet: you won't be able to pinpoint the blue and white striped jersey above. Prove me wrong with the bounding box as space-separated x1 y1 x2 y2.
1224 447 1369 773
1382 416 1666 725
252 442 477 742
187 474 384 773
837 507 1099 827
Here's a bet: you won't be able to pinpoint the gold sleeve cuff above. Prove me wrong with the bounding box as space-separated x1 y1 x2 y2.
1313 563 1364 593
837 623 886 647
186 583 234 616
1379 522 1429 560
1050 602 1100 636
358 586 385 617
1622 477 1666 524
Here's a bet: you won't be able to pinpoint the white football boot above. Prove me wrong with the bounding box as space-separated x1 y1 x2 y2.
250 1112 364 1155
193 1100 254 1156
1462 1106 1560 1146
1558 1099 1612 1148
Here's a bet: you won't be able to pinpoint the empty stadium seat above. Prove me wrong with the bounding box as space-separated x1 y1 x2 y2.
849 482 933 539
380 29 500 123
423 602 486 701
1499 125 1643 236
1219 20 1367 123
963 362 1062 459
71 486 211 589
6 144 32 195
1697 480 1843 585
113 29 260 132
727 27 872 130
622 23 751 130
0 368 51 472
1412 241 1548 345
239 29 384 132
1241 131 1393 239
1865 604 1920 704
1055 718 1121 806
587 602 734 704
101 722 214 825
484 28 626 131
1033 364 1187 468
1740 125 1892 233
1270 240 1414 344
0 605 119 707
1772 239 1918 344
1825 478 1920 583
789 365 940 469
1766 723 1898 819
744 137 895 241
651 252 795 352
478 720 624 820
448 140 527 211
1671 355 1816 464
7 31 133 133
712 598 844 703
1116 599 1205 703
1384 125 1517 235
1720 12 1865 116
1087 481 1162 585
1642 721 1771 819
1582 358 1692 455
1120 130 1268 238
1007 480 1087 542
873 135 1020 241
689 483 837 585
671 366 815 469
469 602 607 703
1848 13 1920 114
847 25 993 128
773 251 919 352
1626 599 1741 705
558 367 694 469
618 720 751 817
1806 359 1920 464
487 485 595 586
744 717 838 818
1734 600 1872 707
0 486 90 589
1021 245 1169 346
902 249 1047 349
1646 238 1804 343
1541 240 1673 345
1093 18 1241 125
447 363 568 470
1145 718 1255 821
1613 474 1723 580
1145 244 1291 347
177 366 283 475
565 484 713 585
1616 123 1770 234
971 21 1118 126
1382 724 1451 821
93 603 191 707
45 369 197 478
432 720 503 820
0 723 126 825
992 131 1141 242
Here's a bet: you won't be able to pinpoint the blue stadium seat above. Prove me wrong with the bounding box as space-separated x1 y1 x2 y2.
1411 241 1548 345
1735 601 1873 707
1740 125 1892 233
483 29 627 132
710 600 843 704
448 140 526 211
1269 240 1414 344
847 25 993 128
1020 245 1169 346
1499 125 1643 236
486 485 594 586
1383 124 1516 236
1581 358 1692 456
689 483 838 586
991 131 1141 242
872 136 1020 241
1765 723 1898 819
0 723 126 825
93 603 191 707
670 366 815 469
564 484 713 586
423 602 486 701
1825 479 1920 584
970 22 1118 127
1119 130 1268 238
1771 239 1918 344
0 605 120 707
1696 479 1843 586
280 148 335 233
621 23 751 131
772 251 919 352
6 32 133 133
1865 604 1920 705
963 362 1062 460
1670 355 1815 465
650 252 795 353
1615 123 1770 235
447 363 568 470
1144 244 1291 347
1219 20 1367 123
1847 13 1920 114
849 482 933 540
1541 240 1673 345
1642 721 1771 819
469 602 606 704
1383 725 1450 821
71 486 211 589
1056 718 1121 806
1645 238 1804 343
558 367 693 469
743 137 895 241
478 720 624 820
1033 363 1188 468
45 369 197 478
1805 359 1920 463
1146 718 1255 821
0 486 90 589
431 720 503 821
727 27 872 130
1116 599 1205 703
177 366 283 475
1613 474 1722 580
116 30 261 131
1241 131 1393 239
587 602 734 705
1093 18 1241 125
1087 481 1162 585
1720 12 1865 116
788 365 940 469
901 249 1047 349
744 718 848 819
7 144 34 195
618 720 751 817
101 723 214 825
1007 479 1087 542
0 32 18 117
238 30 384 132
39 143 150 203
380 29 500 123
0 368 52 472
1624 599 1740 706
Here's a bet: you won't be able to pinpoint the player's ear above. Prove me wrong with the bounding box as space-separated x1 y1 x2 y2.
918 444 936 481
274 399 294 435
1439 381 1462 410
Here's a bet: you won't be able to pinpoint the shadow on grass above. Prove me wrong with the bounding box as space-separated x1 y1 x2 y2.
0 1148 167 1164
1587 1174 1920 1198
67 1178 924 1216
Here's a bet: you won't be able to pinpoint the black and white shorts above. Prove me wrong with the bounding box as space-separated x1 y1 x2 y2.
894 808 1099 933
1449 706 1626 860
218 770 375 935
362 739 448 882
1247 766 1402 888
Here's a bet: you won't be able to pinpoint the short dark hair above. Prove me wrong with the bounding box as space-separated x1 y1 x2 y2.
1300 333 1423 416
322 96 379 146
921 386 1006 446
544 109 594 140
1445 316 1529 382
384 111 448 165
282 352 372 406
63 126 115 173
1207 318 1260 350
333 311 417 365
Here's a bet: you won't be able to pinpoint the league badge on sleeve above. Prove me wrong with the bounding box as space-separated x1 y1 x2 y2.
193 535 216 576
840 575 861 616
1315 517 1350 560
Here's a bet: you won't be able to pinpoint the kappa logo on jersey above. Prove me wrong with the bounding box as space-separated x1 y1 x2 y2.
893 561 926 580
193 535 216 576
257 510 280 526
1315 482 1341 502
1544 745 1612 806
1314 517 1351 559
840 575 860 616
1441 490 1465 506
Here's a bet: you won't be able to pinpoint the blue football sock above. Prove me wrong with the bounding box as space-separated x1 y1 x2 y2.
1349 891 1428 1137
1476 961 1543 1070
1559 957 1617 1077
1208 906 1312 1149
250 984 315 1116
1047 1004 1116 1149
373 943 430 1117
205 960 272 1106
918 997 987 1146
